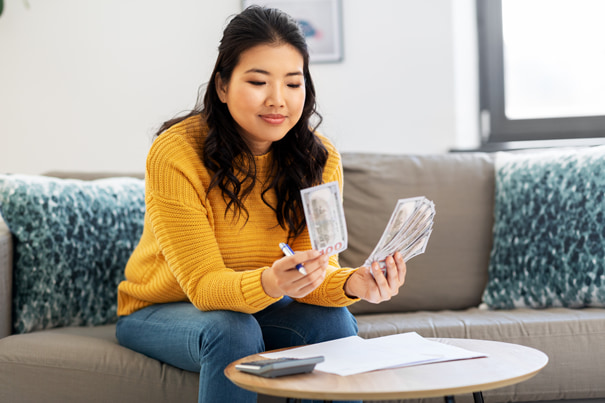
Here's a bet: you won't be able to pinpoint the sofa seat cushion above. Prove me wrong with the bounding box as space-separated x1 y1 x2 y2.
356 307 605 403
0 325 198 403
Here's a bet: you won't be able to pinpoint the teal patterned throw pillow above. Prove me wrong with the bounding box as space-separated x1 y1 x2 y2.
483 147 605 309
0 174 145 333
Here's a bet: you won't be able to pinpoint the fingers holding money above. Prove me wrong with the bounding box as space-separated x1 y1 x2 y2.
282 250 329 277
343 252 406 304
262 250 329 299
384 252 406 296
368 256 403 301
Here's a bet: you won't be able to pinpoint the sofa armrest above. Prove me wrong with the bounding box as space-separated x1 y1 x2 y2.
0 216 13 338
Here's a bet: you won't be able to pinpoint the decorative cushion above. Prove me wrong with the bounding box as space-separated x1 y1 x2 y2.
483 147 605 309
0 174 145 333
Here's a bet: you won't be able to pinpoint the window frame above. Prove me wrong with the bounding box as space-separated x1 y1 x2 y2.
477 0 605 145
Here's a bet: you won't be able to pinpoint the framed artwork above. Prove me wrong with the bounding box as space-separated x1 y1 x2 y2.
242 0 343 63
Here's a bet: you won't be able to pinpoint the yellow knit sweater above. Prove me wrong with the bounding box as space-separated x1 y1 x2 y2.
117 115 358 316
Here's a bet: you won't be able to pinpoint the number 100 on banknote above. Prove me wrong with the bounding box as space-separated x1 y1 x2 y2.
300 181 348 256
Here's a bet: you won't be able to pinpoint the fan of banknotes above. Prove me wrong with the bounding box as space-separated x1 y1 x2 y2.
301 182 435 267
363 196 435 267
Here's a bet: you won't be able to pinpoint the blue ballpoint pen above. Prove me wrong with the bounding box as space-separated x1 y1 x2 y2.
279 243 308 275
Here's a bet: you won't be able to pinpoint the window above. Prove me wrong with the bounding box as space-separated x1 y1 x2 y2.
477 0 605 146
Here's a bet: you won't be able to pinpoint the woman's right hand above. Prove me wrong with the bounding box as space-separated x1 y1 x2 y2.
261 250 329 299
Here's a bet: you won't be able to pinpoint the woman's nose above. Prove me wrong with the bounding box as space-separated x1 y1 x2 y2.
266 86 285 108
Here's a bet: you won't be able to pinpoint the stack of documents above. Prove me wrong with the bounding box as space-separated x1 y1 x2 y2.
260 332 486 376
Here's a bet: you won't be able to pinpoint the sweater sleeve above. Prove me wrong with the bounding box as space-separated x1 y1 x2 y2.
145 133 281 314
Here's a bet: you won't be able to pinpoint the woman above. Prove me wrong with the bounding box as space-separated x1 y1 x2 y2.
116 6 406 403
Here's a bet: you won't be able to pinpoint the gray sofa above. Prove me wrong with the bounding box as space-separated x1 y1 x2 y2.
1 151 604 403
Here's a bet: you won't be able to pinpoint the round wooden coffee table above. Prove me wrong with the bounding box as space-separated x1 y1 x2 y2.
225 338 548 402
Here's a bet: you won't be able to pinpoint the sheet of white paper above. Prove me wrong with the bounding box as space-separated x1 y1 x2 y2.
260 332 486 376
364 332 487 368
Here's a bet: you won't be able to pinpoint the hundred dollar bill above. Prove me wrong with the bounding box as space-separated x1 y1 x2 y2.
300 181 348 256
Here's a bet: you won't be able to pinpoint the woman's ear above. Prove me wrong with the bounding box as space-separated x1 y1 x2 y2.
215 73 228 103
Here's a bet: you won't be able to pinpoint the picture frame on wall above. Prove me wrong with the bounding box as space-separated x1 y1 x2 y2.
242 0 343 63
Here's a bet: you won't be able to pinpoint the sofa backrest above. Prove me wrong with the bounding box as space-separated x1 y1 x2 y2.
340 152 495 314
0 155 496 336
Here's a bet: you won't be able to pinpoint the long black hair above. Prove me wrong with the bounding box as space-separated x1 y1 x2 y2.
156 6 328 239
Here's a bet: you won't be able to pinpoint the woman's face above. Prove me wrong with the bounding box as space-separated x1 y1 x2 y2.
216 43 306 156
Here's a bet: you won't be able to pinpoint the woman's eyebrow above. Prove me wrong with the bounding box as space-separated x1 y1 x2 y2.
244 68 303 77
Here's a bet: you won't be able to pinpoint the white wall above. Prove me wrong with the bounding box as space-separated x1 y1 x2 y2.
0 0 479 175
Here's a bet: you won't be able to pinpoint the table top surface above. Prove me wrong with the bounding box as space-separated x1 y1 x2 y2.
224 338 549 401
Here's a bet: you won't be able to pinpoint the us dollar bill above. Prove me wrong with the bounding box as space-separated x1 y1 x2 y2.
364 197 435 269
300 181 348 256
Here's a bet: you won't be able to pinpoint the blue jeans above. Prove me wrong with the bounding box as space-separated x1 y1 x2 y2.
116 298 360 403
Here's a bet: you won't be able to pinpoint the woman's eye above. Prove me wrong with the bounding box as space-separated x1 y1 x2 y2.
248 81 265 86
288 83 302 88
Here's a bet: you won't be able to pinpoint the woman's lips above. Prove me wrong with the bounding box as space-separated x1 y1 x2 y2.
260 114 286 124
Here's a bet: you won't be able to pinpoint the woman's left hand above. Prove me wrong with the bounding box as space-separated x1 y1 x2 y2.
343 252 406 303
